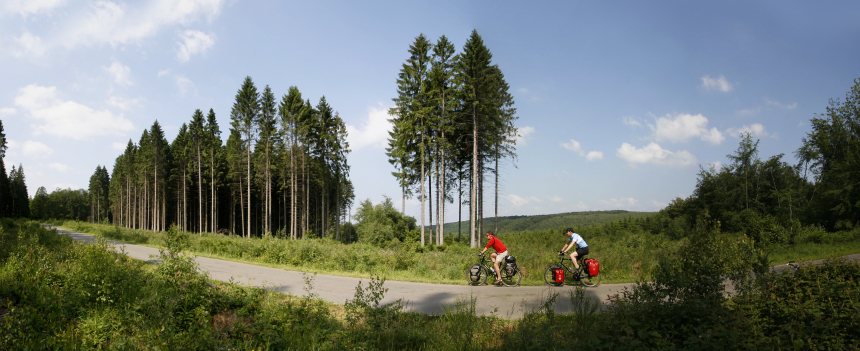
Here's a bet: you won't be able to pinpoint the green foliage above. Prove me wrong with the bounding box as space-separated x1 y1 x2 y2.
1 219 858 349
354 198 419 247
739 260 860 350
798 78 860 230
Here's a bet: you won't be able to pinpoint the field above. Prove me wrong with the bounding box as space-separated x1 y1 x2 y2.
58 215 860 286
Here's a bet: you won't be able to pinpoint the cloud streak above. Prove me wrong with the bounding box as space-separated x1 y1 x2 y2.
14 84 134 140
701 74 733 92
177 30 215 62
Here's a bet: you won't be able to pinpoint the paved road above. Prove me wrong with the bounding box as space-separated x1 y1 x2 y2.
56 227 632 319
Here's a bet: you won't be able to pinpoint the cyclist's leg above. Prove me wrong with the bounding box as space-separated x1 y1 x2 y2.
493 252 507 283
570 251 579 269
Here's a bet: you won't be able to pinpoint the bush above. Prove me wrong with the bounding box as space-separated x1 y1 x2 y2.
354 198 419 247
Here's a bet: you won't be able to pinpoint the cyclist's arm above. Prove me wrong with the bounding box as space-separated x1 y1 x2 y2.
561 242 571 253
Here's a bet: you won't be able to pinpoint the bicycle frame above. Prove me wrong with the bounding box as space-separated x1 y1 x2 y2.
469 254 521 286
545 255 599 287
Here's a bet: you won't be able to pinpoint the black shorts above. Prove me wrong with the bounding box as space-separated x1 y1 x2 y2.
575 246 589 258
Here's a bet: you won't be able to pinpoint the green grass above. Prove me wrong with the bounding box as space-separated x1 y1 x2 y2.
57 218 860 286
59 220 671 285
767 227 860 264
4 218 858 349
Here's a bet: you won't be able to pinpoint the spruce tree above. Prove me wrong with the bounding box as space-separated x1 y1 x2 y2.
230 77 260 238
0 120 10 217
258 85 278 235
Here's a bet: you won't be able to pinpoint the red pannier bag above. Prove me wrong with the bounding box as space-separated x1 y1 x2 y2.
584 258 599 277
553 267 564 284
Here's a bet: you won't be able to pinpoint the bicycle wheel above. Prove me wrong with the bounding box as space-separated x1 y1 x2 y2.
580 271 600 287
465 265 489 286
544 265 564 286
502 267 522 287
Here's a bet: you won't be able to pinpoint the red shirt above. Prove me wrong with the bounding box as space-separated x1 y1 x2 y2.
484 235 507 253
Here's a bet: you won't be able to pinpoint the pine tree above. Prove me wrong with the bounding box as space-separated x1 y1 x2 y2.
190 109 207 233
279 86 308 239
9 164 29 218
257 85 278 235
88 166 110 222
0 120 10 218
230 77 260 238
455 30 518 247
429 35 459 245
171 124 192 230
205 109 223 233
388 34 433 245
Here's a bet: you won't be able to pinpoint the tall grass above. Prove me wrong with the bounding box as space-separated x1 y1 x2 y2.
3 219 857 349
60 220 676 284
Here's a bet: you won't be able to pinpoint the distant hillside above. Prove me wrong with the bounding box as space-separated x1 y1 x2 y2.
433 210 656 236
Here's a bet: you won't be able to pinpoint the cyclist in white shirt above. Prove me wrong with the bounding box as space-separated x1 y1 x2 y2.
560 227 589 271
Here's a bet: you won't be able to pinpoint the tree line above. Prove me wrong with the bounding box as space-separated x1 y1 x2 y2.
652 78 860 240
94 77 353 239
388 30 518 248
0 120 30 219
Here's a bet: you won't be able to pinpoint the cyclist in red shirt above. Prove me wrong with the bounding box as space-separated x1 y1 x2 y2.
479 231 509 285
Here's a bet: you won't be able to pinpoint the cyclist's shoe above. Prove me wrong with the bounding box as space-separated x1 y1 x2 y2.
493 279 503 286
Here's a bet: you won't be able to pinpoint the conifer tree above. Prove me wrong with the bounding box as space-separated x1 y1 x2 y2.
388 34 432 245
258 85 278 235
205 109 223 233
230 77 260 238
0 120 10 217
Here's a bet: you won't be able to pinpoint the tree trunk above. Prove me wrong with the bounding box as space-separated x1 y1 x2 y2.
420 141 426 246
470 104 478 248
494 152 499 233
246 141 251 238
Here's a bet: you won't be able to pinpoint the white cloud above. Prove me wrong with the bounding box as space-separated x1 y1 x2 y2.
346 105 393 151
728 123 769 138
515 126 535 146
561 138 583 154
654 113 724 145
13 0 224 55
701 74 733 92
0 107 16 116
585 151 604 161
177 30 215 62
507 194 541 207
175 75 195 95
2 0 66 16
21 140 53 158
563 138 603 160
105 60 133 86
157 69 170 77
623 116 642 128
616 142 696 167
599 197 638 209
550 196 563 204
111 142 128 151
765 98 797 110
11 32 47 58
737 106 761 117
47 162 70 173
106 96 141 111
14 84 134 139
708 161 723 171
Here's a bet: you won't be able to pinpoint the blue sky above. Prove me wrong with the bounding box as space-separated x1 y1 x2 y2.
2 1 859 219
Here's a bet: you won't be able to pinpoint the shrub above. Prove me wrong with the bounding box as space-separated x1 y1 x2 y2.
354 198 419 247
